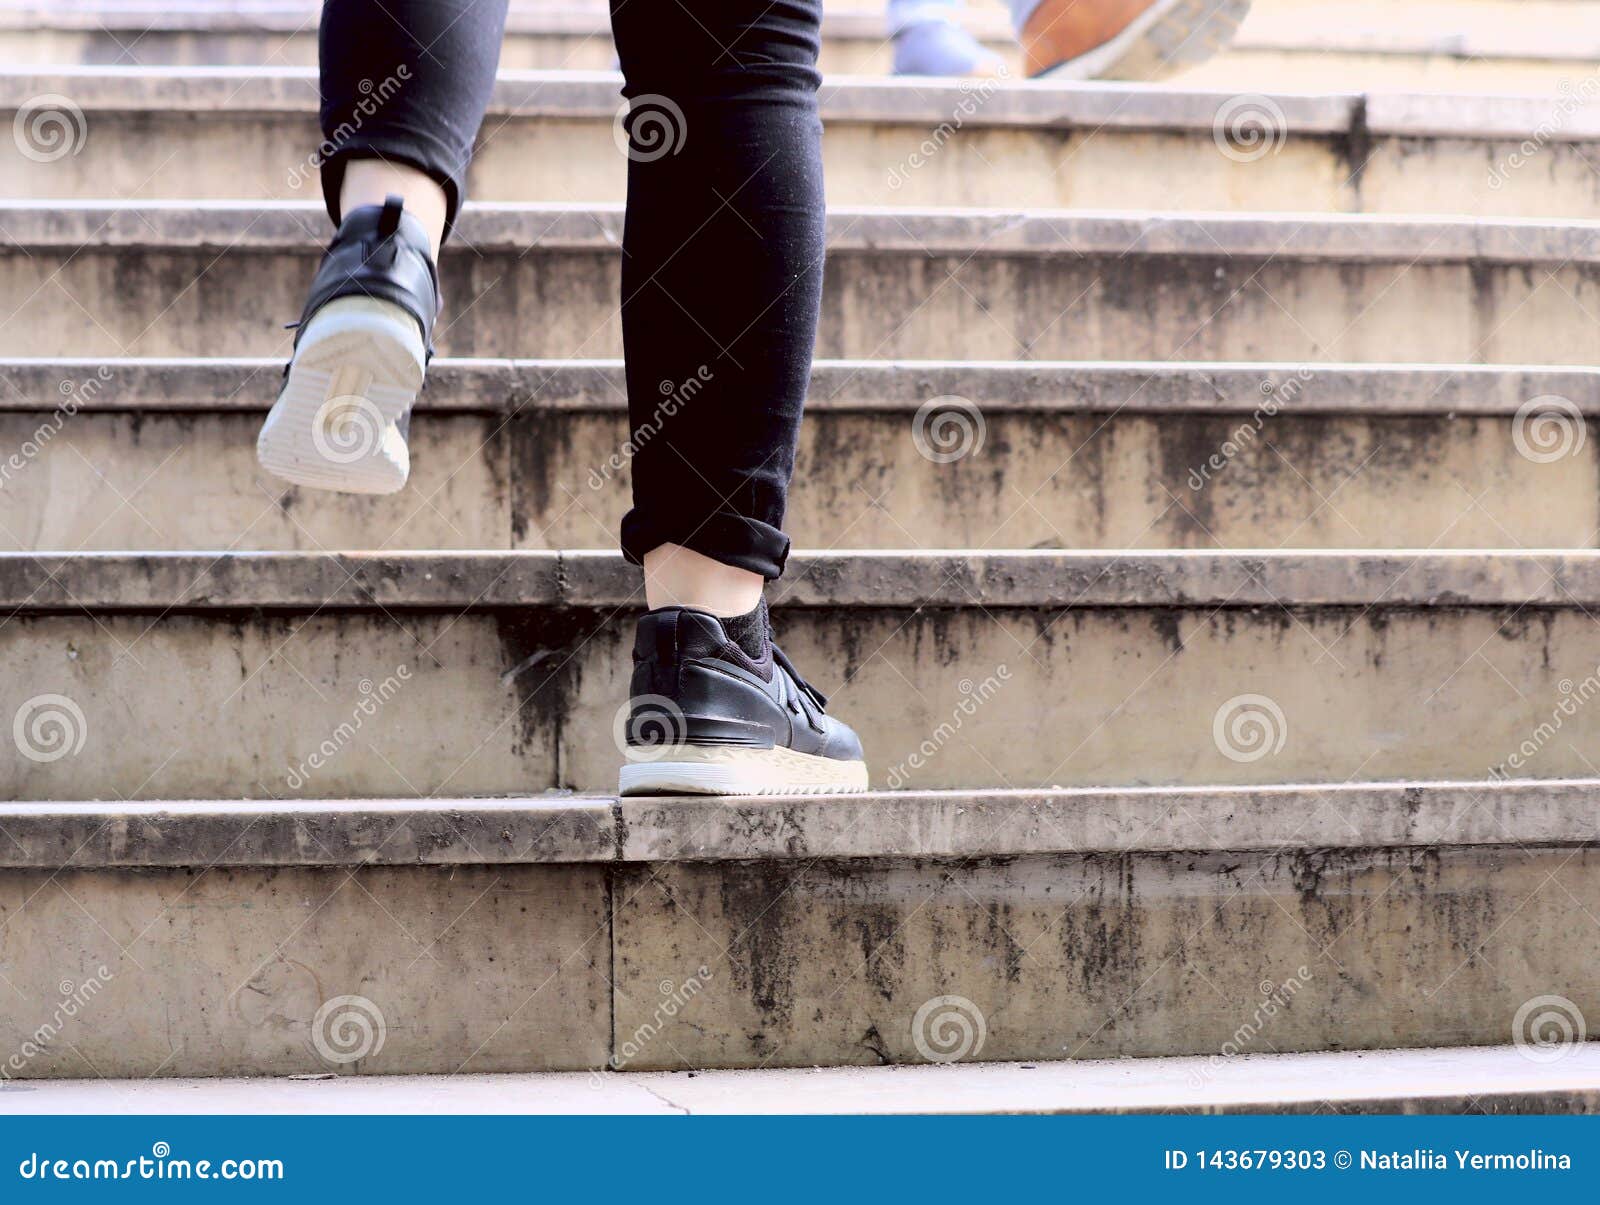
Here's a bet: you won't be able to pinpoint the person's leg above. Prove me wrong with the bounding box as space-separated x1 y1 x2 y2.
315 0 505 243
612 0 866 795
256 0 507 493
612 0 824 593
889 0 1007 77
1012 0 1251 80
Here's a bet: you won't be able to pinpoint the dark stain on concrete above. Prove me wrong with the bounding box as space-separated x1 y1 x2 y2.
717 862 801 1034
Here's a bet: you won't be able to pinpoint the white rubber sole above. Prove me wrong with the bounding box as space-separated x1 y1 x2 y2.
1035 0 1252 81
256 297 424 495
619 745 870 797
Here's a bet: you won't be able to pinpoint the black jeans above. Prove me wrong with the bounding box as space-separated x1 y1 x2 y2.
318 0 826 580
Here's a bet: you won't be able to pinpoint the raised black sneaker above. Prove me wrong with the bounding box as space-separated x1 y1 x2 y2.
256 194 438 494
618 601 869 796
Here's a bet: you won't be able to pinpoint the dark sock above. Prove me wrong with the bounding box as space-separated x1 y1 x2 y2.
719 598 769 660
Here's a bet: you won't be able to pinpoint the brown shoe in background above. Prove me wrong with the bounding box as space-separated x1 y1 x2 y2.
1022 0 1252 80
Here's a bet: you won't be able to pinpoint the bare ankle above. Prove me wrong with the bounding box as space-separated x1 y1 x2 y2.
339 160 447 257
643 543 764 616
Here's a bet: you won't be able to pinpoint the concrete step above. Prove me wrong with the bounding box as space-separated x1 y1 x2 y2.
4 0 1596 93
6 549 1600 796
3 358 1599 552
0 3 1007 75
5 202 1597 362
5 1046 1599 1113
6 69 1599 218
1191 0 1600 94
0 784 1597 1075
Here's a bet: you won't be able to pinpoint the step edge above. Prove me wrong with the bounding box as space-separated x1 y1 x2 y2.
8 358 1596 415
2 778 1597 867
4 202 1596 265
3 549 1600 611
4 1044 1596 1114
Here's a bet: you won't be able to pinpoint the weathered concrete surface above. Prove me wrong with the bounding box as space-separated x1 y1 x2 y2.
5 779 1595 868
613 847 1600 1067
0 864 610 1077
5 205 1594 361
0 796 618 867
0 411 512 551
613 779 1600 862
15 410 1579 552
2 796 1597 1075
8 559 1600 794
1185 50 1600 95
3 360 1597 550
9 202 1595 262
6 1045 1600 1114
7 549 1600 609
7 69 1598 215
8 357 1595 415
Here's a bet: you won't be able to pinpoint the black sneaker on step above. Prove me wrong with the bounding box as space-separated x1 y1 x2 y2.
618 603 868 796
256 194 439 495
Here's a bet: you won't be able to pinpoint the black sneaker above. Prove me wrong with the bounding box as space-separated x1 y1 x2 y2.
256 195 439 495
618 603 869 796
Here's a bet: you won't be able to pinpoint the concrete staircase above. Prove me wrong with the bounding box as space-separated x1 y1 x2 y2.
6 0 1600 92
1 0 1599 1103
